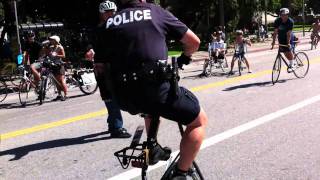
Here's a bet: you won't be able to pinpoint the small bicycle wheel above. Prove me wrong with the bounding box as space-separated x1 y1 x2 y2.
79 72 98 94
293 52 309 78
205 60 213 76
237 58 242 76
220 58 228 72
0 81 8 102
272 56 282 84
19 79 34 106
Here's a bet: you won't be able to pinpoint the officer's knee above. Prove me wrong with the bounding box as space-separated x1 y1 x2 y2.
186 108 208 128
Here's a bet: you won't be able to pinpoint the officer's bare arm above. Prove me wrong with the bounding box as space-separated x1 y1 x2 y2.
180 29 200 57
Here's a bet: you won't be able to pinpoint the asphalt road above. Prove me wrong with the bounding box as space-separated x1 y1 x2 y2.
1 42 320 180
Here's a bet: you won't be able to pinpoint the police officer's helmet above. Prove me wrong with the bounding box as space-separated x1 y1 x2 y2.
99 1 117 13
280 8 290 15
26 30 35 38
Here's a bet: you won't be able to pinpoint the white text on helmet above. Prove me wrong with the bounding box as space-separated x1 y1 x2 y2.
106 9 152 29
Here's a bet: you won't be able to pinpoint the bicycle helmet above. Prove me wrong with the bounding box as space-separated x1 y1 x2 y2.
26 30 35 38
236 30 243 35
99 1 117 13
280 8 290 15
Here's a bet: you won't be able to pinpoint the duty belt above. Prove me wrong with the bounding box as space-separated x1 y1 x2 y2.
117 61 173 83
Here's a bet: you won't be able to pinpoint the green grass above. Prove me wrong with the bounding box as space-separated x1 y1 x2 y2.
168 51 181 56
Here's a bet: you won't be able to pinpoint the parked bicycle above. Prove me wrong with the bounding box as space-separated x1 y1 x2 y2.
271 44 309 84
65 63 98 95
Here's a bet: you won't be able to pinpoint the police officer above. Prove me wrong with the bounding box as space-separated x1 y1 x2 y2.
103 0 208 179
91 0 131 138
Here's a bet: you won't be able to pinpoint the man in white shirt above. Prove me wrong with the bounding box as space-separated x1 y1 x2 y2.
200 32 226 76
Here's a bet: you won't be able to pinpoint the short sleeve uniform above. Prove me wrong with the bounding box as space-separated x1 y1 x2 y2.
103 2 200 125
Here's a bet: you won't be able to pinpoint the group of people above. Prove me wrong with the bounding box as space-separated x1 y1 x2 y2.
200 29 252 76
22 31 67 101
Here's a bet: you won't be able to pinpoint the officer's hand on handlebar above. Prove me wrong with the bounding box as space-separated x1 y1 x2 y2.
177 53 192 70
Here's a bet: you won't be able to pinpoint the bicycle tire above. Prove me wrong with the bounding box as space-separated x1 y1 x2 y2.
0 81 8 102
19 79 33 106
311 39 314 50
219 58 227 72
189 161 205 180
161 155 204 180
10 67 23 87
272 56 282 84
237 57 242 76
293 52 309 78
39 77 47 105
79 72 98 95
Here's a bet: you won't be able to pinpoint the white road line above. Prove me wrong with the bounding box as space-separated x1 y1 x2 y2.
108 94 320 180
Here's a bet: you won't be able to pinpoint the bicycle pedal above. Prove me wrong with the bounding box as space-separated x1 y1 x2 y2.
131 160 144 168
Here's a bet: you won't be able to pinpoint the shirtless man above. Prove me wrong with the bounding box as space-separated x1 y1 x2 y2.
309 19 320 44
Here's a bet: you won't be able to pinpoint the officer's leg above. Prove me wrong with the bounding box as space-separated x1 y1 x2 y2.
177 108 207 171
105 99 123 130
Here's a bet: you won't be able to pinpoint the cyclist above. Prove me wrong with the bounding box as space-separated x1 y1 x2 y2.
48 35 68 101
103 0 208 179
22 30 42 85
228 30 252 75
90 0 131 138
271 8 296 72
200 31 226 76
309 18 320 45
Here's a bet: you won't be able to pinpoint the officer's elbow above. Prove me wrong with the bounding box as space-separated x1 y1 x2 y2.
181 29 201 54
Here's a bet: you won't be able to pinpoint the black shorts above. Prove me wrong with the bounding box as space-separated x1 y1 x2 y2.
114 81 201 125
52 65 65 76
279 46 294 53
212 53 225 59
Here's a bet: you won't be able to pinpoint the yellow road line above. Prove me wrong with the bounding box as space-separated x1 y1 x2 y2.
1 109 107 140
2 56 320 141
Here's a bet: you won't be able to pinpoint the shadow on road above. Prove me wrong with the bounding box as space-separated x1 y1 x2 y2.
0 93 91 110
223 79 293 91
183 72 227 80
0 131 111 161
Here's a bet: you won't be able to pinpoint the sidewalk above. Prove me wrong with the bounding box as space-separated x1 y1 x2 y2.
191 32 312 62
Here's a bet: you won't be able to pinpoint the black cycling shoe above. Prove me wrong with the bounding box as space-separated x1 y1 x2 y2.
148 141 172 165
60 95 68 101
53 95 62 101
110 128 132 138
167 164 187 180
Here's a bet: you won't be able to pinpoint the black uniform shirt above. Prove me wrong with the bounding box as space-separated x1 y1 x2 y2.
23 41 42 64
104 2 188 72
90 24 110 63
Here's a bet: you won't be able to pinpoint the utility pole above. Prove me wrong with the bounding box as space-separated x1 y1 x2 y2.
219 0 225 32
302 0 305 36
265 0 268 33
14 0 22 54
